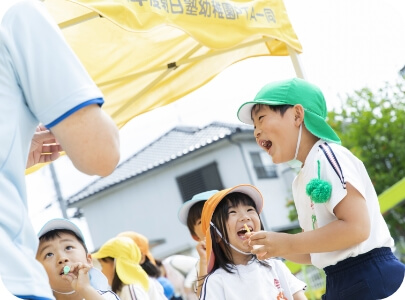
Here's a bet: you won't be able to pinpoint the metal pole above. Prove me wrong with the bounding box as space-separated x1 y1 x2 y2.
49 163 68 219
287 46 306 79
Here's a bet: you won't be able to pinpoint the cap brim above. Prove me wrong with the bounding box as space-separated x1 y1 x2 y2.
177 198 204 225
38 218 85 242
178 190 219 225
237 100 287 125
228 185 263 214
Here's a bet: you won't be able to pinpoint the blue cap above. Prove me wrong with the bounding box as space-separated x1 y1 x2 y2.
38 218 85 242
177 190 218 225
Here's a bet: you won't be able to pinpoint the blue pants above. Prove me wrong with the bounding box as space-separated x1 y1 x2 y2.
322 247 405 300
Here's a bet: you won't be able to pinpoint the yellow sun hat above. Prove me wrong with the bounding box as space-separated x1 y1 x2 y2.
92 236 149 291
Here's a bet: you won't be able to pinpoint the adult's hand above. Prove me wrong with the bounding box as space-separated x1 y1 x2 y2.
26 125 62 169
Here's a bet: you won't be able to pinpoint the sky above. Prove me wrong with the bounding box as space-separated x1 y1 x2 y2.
20 0 405 250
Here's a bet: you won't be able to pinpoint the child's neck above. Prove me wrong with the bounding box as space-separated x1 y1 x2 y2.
233 252 254 266
298 133 320 167
54 291 83 300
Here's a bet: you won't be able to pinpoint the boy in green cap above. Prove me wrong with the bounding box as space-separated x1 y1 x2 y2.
237 78 405 299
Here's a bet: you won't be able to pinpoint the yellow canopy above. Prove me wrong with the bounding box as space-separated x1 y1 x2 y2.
44 0 302 128
27 0 302 174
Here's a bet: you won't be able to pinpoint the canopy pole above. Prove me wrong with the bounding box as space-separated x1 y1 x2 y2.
287 46 306 79
58 11 100 29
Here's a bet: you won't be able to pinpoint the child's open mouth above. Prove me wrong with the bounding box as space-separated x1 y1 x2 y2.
237 226 252 239
259 139 272 151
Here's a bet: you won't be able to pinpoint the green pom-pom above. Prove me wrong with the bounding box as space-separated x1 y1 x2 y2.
306 179 332 203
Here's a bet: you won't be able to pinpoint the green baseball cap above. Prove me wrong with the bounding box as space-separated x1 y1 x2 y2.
237 78 341 144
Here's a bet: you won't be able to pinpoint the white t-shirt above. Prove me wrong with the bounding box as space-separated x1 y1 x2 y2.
117 284 149 300
293 140 394 269
200 258 306 300
0 0 102 298
148 277 167 300
98 290 121 300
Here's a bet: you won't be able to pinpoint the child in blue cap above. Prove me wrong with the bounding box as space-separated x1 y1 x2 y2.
178 190 218 298
36 218 119 300
237 78 405 299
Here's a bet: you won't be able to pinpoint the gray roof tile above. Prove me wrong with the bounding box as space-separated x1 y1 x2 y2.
67 122 253 205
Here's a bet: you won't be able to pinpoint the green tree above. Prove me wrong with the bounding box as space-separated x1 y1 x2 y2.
328 78 405 259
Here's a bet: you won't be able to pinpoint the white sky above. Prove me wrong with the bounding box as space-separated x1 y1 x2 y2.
21 0 405 250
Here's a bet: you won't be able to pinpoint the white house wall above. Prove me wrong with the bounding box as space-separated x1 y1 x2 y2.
79 138 295 259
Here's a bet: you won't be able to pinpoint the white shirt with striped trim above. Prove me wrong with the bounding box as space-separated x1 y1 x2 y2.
97 290 121 300
116 284 149 300
200 258 306 299
293 139 394 269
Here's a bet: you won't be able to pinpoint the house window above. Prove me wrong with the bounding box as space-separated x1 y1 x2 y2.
250 152 278 179
177 162 224 203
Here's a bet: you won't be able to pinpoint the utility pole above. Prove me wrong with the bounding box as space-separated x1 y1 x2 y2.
49 163 68 219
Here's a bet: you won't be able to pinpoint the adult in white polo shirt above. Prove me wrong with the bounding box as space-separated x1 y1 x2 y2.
0 0 120 299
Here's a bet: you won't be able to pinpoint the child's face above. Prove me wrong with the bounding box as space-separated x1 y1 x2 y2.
225 203 261 256
98 258 115 286
252 105 297 164
193 218 205 241
36 232 91 292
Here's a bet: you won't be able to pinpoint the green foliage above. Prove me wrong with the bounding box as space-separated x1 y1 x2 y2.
286 198 298 222
328 79 405 195
328 78 405 261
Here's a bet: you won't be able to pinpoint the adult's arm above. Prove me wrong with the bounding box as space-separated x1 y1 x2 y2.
51 104 120 177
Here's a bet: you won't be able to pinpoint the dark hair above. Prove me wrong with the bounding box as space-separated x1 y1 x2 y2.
251 104 293 118
39 229 88 253
100 257 123 293
141 255 161 278
209 192 265 274
186 201 205 238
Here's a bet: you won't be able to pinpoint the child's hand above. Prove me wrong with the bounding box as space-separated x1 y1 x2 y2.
196 239 207 261
62 262 92 293
244 231 267 257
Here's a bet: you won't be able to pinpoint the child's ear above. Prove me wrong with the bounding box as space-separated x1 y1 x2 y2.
293 104 305 125
87 253 93 265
